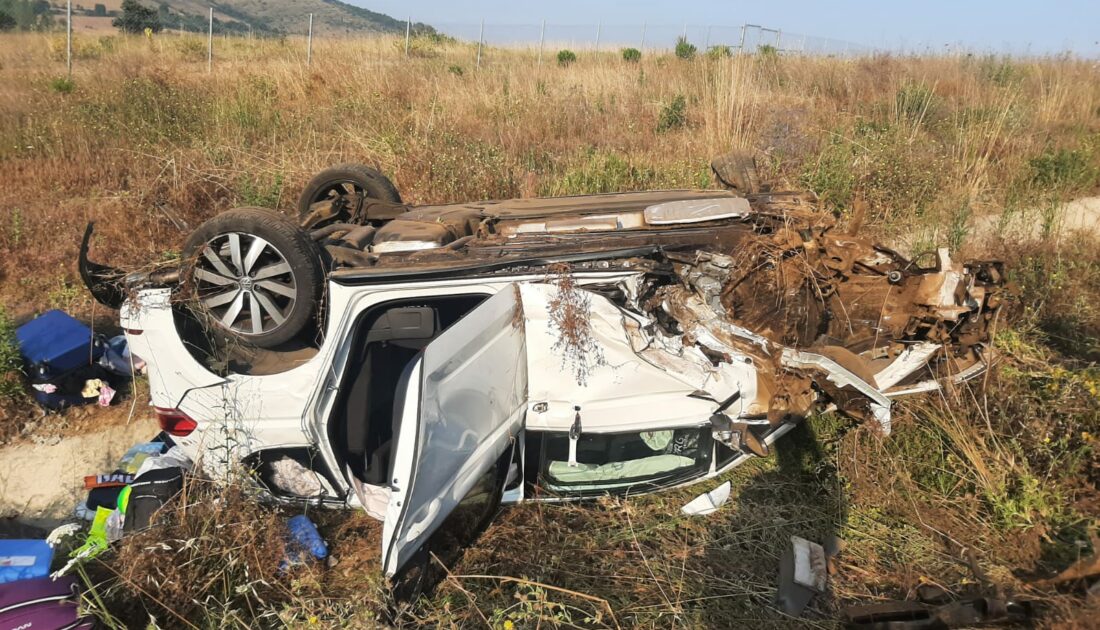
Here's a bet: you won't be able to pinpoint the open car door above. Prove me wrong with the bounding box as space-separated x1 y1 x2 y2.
382 285 528 595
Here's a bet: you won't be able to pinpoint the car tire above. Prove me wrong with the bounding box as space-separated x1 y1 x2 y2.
182 207 323 349
297 164 402 227
710 152 761 195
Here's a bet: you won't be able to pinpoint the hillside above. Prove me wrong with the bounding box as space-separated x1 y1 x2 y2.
50 0 434 36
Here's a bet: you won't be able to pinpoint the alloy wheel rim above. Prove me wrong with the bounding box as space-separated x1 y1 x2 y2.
193 232 297 336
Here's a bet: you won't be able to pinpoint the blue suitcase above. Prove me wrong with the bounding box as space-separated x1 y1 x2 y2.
16 311 108 410
15 310 103 381
0 540 53 585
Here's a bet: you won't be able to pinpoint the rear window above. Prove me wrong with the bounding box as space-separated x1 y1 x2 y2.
539 428 711 494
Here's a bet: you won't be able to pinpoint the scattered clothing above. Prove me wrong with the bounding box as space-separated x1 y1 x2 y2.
97 334 145 377
117 442 166 475
133 446 192 478
124 467 184 534
80 379 106 399
83 473 134 490
85 484 124 512
282 515 328 571
270 457 330 498
97 383 115 407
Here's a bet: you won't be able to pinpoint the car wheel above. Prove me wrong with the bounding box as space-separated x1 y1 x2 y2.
297 164 402 228
182 207 323 349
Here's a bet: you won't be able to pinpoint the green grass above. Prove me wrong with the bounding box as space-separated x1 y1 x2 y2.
0 305 22 402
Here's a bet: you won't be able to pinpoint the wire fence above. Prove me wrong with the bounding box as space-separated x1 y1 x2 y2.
58 1 882 76
432 22 874 57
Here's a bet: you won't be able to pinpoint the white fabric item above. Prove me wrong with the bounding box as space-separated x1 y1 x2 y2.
360 483 392 521
268 457 334 498
134 446 193 478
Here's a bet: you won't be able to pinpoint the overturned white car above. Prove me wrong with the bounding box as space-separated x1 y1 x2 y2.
80 159 1004 585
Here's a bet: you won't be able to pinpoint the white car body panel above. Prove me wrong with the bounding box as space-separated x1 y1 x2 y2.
383 287 527 577
520 283 758 434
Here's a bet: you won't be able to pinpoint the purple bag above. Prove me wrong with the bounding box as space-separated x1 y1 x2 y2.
0 575 93 630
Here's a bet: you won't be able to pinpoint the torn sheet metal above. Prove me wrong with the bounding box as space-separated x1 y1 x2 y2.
781 349 893 435
776 536 829 616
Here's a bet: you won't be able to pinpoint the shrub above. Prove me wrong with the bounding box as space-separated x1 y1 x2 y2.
657 94 687 132
758 44 778 58
0 306 23 403
706 44 732 58
448 64 464 76
621 47 641 63
545 150 659 196
895 82 938 126
1027 148 1097 192
112 0 161 34
674 36 696 60
49 76 74 93
556 49 576 67
88 479 291 626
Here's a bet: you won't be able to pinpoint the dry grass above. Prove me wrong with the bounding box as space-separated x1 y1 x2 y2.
1 30 1099 628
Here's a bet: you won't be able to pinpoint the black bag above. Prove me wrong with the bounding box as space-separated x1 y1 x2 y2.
29 364 114 411
124 467 184 533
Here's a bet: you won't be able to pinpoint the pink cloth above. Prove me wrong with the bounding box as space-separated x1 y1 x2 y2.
98 384 116 407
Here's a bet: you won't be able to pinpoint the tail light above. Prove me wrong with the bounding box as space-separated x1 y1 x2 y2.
155 407 198 437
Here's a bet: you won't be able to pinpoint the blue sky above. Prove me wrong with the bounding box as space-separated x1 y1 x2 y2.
352 1 1099 56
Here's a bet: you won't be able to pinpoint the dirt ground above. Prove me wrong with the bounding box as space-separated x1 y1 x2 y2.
0 411 157 527
972 196 1100 242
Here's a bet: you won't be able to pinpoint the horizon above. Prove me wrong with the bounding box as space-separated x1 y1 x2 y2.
352 0 1100 57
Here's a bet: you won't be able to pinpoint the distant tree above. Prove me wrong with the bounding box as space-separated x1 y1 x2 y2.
113 0 161 34
93 3 107 17
706 45 732 59
0 10 14 31
674 36 697 60
621 47 641 63
557 49 577 66
0 0 52 30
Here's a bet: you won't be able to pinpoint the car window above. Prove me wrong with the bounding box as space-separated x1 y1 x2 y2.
540 428 711 494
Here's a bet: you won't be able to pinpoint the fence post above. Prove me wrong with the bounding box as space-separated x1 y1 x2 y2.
476 19 484 69
704 25 711 50
640 22 646 52
307 13 313 66
65 0 72 77
775 29 782 51
594 21 601 52
404 16 411 57
738 23 746 53
538 19 544 66
206 7 212 73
